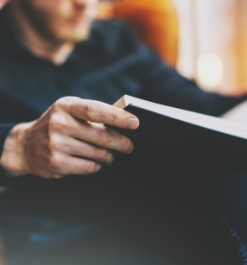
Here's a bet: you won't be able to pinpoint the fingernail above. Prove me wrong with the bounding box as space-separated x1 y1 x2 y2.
126 117 139 129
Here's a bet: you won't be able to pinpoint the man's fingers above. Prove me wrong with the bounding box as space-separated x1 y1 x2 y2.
49 154 102 177
55 97 139 130
51 135 114 165
67 121 134 154
48 113 134 154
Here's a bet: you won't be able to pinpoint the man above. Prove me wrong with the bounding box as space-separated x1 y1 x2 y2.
0 0 246 264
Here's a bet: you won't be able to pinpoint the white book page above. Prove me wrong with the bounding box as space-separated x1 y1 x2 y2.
115 95 247 140
221 100 247 124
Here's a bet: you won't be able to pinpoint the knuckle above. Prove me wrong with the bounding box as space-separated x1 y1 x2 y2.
48 114 59 130
47 134 60 151
54 98 64 105
54 96 71 106
111 112 119 125
48 153 61 171
48 114 67 132
50 100 62 114
83 102 98 120
98 128 112 146
94 147 108 160
85 161 100 174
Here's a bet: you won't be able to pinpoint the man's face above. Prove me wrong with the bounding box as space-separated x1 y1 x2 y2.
18 0 99 43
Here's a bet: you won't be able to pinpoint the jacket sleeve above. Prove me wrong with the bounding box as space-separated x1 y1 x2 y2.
140 48 247 116
0 123 16 184
0 123 16 157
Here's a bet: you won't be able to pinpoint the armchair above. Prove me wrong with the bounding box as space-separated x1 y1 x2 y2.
98 0 179 67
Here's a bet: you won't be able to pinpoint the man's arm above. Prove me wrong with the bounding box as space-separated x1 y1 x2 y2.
112 21 247 116
0 97 139 179
140 49 247 116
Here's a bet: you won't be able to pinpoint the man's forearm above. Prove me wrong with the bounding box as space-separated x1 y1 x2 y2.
0 122 32 176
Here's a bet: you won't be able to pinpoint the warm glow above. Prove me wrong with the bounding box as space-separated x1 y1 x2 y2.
197 53 223 89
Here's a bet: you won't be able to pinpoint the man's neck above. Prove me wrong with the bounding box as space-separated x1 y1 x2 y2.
8 5 75 65
22 35 75 65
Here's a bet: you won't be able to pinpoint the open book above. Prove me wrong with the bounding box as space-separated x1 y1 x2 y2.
114 95 247 173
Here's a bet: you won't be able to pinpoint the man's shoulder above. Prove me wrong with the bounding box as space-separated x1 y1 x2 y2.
92 19 134 37
84 20 141 55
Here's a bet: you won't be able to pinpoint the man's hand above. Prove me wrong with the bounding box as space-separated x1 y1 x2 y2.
0 97 139 179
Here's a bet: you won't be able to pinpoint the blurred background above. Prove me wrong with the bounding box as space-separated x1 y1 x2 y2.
174 0 247 96
100 0 247 96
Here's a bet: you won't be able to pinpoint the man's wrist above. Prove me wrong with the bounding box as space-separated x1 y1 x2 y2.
0 122 32 176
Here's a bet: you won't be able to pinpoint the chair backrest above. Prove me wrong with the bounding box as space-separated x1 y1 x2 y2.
98 0 179 67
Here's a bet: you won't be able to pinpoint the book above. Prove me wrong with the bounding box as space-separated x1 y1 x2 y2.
115 95 247 139
221 99 247 123
113 95 247 174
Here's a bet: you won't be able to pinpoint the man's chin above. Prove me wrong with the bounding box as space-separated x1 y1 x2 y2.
55 26 92 43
